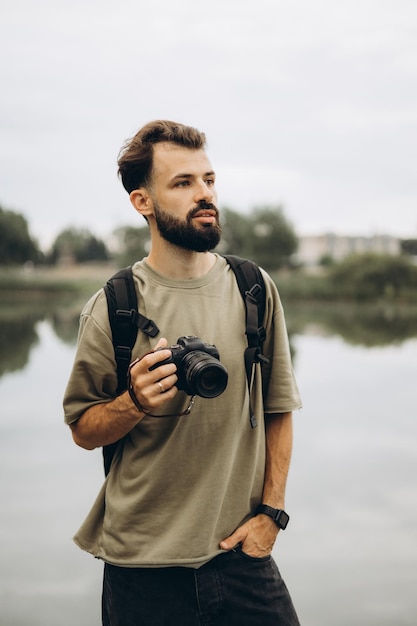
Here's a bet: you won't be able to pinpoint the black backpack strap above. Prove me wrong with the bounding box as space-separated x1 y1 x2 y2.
102 266 160 475
104 267 138 394
223 255 269 429
104 267 160 393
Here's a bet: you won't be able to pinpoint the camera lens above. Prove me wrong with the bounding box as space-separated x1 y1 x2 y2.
182 351 228 398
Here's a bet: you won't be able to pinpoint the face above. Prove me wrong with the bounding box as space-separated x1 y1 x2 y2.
148 143 221 252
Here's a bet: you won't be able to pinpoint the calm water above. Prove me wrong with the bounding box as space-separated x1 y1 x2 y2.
0 300 416 626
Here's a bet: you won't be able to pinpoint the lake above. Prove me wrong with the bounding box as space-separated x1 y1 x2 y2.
0 296 416 625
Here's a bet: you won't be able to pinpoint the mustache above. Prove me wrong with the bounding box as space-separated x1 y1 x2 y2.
189 200 220 219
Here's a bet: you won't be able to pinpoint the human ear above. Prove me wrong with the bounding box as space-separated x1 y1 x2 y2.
130 189 153 218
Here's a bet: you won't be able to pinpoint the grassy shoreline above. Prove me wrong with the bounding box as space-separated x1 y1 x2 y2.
0 263 117 297
1 263 417 306
2 264 416 347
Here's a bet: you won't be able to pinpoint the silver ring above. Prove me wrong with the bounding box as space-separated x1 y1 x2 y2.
158 381 165 394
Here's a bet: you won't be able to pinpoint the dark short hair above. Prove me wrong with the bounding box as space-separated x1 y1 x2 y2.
117 120 207 193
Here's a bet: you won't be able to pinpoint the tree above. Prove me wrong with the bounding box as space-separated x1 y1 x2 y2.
329 253 417 300
401 239 417 257
219 205 298 270
0 205 41 265
112 225 151 267
217 207 253 257
48 227 109 264
248 206 298 270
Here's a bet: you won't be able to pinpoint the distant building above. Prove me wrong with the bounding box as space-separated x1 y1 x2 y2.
296 233 401 267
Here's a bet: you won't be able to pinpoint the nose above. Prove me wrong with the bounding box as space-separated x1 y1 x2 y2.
193 179 215 204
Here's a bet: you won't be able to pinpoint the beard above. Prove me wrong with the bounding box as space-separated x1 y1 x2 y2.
153 200 222 252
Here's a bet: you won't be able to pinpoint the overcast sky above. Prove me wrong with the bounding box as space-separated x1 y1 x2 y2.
1 0 416 248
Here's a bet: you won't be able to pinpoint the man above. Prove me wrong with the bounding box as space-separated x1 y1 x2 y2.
64 120 302 625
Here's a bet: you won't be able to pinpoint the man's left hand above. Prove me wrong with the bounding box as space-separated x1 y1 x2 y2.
219 514 279 558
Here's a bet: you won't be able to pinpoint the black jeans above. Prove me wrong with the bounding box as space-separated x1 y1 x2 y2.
102 549 300 625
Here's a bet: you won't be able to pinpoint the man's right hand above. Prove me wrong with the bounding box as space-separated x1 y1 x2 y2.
128 337 178 415
70 338 178 450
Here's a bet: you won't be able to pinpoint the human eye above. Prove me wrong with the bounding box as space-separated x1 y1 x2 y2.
205 177 215 186
175 179 190 188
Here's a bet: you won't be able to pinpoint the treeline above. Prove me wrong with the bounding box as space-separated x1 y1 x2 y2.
2 203 417 303
0 205 109 266
0 205 42 265
276 253 417 303
0 203 298 271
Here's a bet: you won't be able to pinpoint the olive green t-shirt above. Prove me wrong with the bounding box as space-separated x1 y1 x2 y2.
64 254 301 568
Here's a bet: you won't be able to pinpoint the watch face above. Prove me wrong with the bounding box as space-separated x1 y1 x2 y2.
277 510 289 529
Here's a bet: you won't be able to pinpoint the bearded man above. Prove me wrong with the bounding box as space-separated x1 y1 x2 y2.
64 120 302 626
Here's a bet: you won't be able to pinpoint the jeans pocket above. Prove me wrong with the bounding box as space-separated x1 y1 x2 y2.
234 546 272 563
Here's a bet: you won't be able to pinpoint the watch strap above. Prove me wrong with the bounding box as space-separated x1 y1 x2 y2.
255 504 290 530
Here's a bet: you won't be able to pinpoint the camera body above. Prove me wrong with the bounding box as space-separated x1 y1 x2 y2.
150 335 228 398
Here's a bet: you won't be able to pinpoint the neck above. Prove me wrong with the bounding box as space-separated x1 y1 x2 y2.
146 241 216 279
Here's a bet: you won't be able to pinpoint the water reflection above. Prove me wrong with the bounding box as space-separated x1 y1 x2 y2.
285 302 417 347
1 299 416 626
0 295 84 378
0 313 41 376
51 308 81 345
2 297 417 379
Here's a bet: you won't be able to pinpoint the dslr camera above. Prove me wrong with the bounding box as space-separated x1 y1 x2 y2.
150 336 228 398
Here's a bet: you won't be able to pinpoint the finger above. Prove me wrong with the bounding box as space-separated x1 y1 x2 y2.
130 359 176 407
155 372 178 391
154 337 168 350
219 527 247 551
134 374 178 412
139 349 172 371
152 363 178 380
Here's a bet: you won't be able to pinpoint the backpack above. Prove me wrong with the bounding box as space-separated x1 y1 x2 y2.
102 254 267 475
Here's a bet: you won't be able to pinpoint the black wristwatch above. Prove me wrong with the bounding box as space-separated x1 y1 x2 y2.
255 504 290 530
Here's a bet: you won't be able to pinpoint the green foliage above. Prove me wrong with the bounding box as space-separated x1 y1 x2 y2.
0 313 41 376
0 205 42 265
112 225 151 267
271 269 338 301
319 254 335 267
328 253 417 300
48 227 109 264
219 207 253 256
249 206 298 270
401 239 417 256
283 300 417 347
219 205 298 270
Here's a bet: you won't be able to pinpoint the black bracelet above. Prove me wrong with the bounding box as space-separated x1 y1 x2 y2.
127 359 146 414
128 381 146 414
